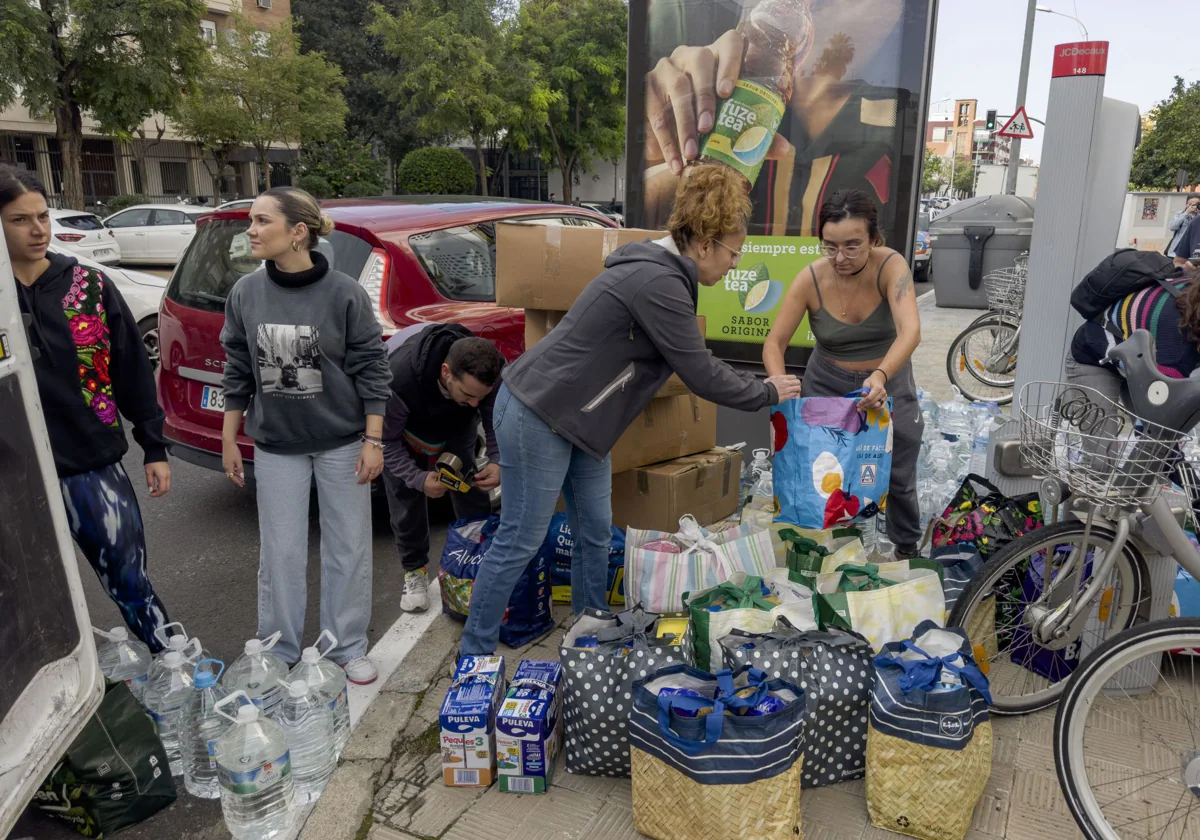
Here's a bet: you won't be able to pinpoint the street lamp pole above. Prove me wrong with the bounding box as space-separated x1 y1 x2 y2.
1005 0 1037 195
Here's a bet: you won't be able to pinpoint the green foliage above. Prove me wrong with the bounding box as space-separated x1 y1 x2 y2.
921 148 946 195
301 139 386 195
396 148 477 195
512 0 627 203
0 0 208 208
343 180 380 197
1131 78 1200 190
297 174 334 199
103 195 149 214
372 0 519 195
952 154 976 198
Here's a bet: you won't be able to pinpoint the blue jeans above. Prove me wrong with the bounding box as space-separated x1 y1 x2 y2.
460 384 612 655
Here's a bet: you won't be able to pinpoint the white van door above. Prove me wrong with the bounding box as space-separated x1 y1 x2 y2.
0 227 104 836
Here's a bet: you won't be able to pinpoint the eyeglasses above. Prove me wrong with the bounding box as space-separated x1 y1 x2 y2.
822 243 865 259
710 238 742 264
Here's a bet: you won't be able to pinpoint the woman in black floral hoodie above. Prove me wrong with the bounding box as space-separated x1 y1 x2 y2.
2 165 173 651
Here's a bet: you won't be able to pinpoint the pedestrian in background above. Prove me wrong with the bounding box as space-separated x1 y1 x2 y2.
220 186 391 684
2 164 173 650
459 164 801 656
382 324 504 612
1168 195 1200 259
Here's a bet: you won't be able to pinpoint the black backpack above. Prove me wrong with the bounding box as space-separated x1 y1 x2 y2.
1070 248 1183 321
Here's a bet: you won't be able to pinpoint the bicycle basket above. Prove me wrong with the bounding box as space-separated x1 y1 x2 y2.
984 266 1027 313
1019 381 1186 504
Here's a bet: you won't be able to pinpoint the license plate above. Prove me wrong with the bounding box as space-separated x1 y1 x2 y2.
200 385 225 412
94 248 113 257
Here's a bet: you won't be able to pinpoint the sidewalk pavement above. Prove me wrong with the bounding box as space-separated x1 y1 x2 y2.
297 299 1081 840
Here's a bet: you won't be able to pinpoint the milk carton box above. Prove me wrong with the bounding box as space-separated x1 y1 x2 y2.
496 659 563 794
439 655 506 787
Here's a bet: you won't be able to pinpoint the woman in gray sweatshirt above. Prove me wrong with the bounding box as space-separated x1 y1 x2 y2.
220 186 391 684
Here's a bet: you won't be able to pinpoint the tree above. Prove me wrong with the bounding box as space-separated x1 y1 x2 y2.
513 0 627 203
372 0 519 195
176 63 251 200
212 15 348 191
1131 77 1200 191
0 0 208 209
952 154 976 198
813 33 855 80
301 139 387 196
396 148 478 195
920 148 946 196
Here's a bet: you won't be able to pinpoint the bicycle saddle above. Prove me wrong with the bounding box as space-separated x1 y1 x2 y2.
1106 329 1200 434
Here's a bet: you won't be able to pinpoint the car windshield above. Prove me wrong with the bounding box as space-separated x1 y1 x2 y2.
56 214 104 231
166 218 373 313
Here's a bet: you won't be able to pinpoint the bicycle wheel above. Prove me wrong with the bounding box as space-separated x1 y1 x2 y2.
1055 618 1200 839
945 318 1019 404
947 520 1150 715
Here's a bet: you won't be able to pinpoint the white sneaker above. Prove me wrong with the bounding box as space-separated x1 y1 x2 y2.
342 656 378 685
401 569 430 612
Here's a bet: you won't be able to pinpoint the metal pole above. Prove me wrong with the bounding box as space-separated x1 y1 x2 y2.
1006 0 1037 195
948 151 956 198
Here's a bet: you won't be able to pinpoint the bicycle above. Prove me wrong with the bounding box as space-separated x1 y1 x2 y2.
945 256 1027 405
946 330 1200 718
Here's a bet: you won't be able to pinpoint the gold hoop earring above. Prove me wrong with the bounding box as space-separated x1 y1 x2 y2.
291 241 300 252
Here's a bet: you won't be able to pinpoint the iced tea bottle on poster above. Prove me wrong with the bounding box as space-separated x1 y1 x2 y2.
698 0 814 184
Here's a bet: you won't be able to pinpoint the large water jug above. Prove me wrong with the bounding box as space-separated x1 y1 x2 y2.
143 648 198 776
93 626 153 701
938 391 973 442
272 679 336 805
183 659 235 799
153 621 210 666
740 448 773 504
287 630 350 757
214 691 295 840
918 388 940 433
224 632 290 718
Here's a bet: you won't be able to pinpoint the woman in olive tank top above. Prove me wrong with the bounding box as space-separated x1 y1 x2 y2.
763 189 924 557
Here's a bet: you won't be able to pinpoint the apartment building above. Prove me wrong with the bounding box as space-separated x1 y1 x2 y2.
925 98 1011 167
0 0 295 209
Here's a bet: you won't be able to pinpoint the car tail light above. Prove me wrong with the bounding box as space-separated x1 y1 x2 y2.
54 233 85 242
359 247 394 328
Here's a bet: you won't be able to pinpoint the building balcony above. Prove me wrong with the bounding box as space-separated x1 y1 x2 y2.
206 0 238 15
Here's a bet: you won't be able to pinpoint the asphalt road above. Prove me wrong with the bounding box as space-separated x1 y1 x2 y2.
8 429 453 840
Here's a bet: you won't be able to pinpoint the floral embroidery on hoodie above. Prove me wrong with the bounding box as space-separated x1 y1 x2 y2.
62 265 118 427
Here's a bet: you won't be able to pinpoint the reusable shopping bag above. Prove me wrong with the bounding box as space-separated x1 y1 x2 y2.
929 474 1043 557
813 561 946 651
625 515 775 613
1007 545 1094 680
778 527 864 585
719 618 873 788
681 570 818 672
928 544 985 616
867 622 993 840
36 680 176 837
543 511 627 606
438 515 553 648
559 605 688 777
772 393 893 529
628 664 806 840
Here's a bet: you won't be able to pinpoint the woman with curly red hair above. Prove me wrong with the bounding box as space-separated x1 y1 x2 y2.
2 164 173 651
460 164 802 655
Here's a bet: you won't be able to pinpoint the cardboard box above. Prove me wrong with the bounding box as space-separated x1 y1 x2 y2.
497 224 665 311
609 393 717 475
439 655 506 788
610 448 743 532
523 310 705 400
496 660 563 794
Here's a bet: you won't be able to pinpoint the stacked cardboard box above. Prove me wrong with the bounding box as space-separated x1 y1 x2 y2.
497 223 739 530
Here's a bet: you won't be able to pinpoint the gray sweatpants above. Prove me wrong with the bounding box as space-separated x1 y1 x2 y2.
801 346 925 549
254 441 372 664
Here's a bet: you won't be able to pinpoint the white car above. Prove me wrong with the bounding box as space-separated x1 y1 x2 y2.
102 204 208 265
48 244 168 367
49 209 121 265
215 198 255 211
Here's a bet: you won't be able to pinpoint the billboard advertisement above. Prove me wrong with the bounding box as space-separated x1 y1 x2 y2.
625 0 938 367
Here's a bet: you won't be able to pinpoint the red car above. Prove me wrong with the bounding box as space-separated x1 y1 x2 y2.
157 197 615 476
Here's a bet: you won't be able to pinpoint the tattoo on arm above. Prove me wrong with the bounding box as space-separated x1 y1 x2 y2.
893 269 913 303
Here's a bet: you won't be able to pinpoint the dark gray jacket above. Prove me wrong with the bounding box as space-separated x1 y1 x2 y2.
503 239 778 461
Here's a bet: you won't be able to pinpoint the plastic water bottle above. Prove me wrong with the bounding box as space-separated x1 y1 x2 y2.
93 626 152 701
153 621 210 666
183 659 235 799
287 630 350 757
741 448 773 504
214 691 295 840
918 388 940 431
874 507 894 558
224 632 290 719
938 391 973 442
969 422 990 477
143 649 197 776
271 679 336 805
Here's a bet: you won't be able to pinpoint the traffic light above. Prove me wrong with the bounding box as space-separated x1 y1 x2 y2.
986 110 997 132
